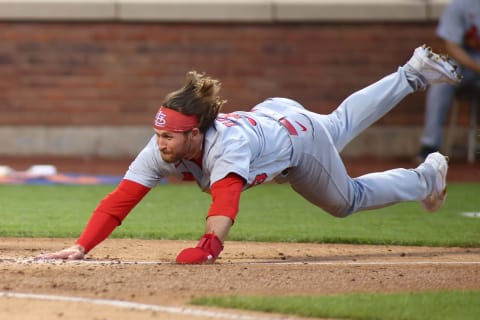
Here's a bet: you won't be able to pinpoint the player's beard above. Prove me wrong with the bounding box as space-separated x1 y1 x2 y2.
160 134 193 163
160 151 182 163
160 147 188 163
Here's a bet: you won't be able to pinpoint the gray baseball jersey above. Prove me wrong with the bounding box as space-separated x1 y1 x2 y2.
125 68 440 218
438 0 480 57
124 100 295 192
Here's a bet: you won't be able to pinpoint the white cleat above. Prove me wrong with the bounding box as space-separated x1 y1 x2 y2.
407 44 462 85
420 152 448 212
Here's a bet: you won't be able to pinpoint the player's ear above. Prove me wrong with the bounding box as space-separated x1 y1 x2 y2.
191 127 201 137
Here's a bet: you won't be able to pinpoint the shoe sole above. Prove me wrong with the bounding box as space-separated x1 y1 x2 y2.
421 154 448 212
417 44 462 85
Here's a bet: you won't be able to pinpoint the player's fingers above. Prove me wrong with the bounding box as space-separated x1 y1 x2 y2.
35 253 57 260
67 251 85 260
35 249 82 260
35 251 69 260
35 245 85 260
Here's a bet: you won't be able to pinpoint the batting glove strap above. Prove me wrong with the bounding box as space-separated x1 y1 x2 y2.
176 233 223 264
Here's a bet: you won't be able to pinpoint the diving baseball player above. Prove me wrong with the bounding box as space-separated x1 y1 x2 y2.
37 45 461 264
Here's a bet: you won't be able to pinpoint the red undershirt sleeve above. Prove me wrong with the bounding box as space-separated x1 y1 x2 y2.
207 173 244 222
76 179 151 253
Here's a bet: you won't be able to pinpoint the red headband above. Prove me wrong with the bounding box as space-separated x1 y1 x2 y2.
153 106 199 132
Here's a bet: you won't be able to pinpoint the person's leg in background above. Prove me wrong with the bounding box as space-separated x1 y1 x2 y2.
418 82 456 161
418 67 480 161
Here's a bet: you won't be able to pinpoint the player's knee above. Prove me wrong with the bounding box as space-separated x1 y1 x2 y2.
329 210 352 218
322 204 353 218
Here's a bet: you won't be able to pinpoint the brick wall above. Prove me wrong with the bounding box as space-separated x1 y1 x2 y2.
1 21 444 128
1 0 471 158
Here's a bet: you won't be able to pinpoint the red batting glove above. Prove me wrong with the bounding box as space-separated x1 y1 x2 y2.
176 233 223 264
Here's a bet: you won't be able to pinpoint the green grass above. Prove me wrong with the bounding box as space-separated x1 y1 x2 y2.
192 291 480 320
1 182 479 320
0 183 479 246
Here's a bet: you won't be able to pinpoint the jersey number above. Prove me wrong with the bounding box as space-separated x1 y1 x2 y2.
217 113 257 127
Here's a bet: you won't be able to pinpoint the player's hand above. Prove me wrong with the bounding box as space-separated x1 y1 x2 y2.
176 233 223 264
35 245 85 260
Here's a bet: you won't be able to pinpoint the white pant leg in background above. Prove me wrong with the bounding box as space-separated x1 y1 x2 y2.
421 66 480 149
421 83 456 148
289 67 436 217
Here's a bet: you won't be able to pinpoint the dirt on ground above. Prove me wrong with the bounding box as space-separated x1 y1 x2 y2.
0 156 479 319
0 238 479 320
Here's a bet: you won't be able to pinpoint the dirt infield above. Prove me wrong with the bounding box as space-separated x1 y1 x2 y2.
1 238 479 320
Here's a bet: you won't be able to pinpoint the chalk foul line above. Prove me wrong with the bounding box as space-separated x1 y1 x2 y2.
1 257 480 266
0 291 290 320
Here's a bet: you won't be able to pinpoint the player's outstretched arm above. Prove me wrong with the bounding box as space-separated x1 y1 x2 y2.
176 173 243 264
35 179 151 260
36 244 85 260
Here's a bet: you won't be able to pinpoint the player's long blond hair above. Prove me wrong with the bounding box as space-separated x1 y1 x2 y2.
162 71 226 133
